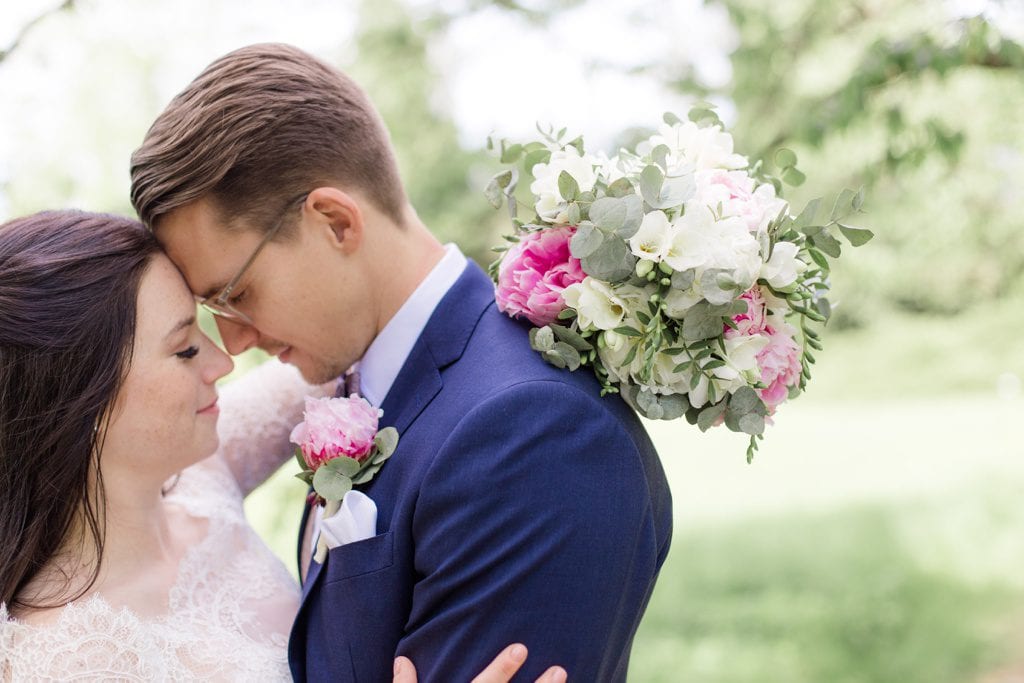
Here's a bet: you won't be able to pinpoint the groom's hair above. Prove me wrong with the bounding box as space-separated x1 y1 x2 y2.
130 43 407 233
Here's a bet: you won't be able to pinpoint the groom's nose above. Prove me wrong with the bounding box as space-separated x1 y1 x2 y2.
215 316 259 355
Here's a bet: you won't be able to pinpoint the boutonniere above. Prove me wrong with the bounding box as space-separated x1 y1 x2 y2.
290 395 399 563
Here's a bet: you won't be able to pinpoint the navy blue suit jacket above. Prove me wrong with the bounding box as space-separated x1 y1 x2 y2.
288 263 673 682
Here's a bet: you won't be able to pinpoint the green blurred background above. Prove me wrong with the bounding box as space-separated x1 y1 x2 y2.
2 1 1022 680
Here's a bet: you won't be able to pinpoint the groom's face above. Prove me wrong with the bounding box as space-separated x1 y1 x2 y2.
155 197 377 384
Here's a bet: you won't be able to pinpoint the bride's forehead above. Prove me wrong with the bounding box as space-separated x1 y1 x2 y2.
135 256 195 325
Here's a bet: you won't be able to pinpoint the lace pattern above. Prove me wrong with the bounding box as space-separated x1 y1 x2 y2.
1 455 299 682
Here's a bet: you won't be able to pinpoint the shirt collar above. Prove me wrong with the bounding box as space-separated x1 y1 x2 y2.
356 244 468 406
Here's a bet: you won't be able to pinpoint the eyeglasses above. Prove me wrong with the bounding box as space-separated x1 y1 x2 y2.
195 193 309 325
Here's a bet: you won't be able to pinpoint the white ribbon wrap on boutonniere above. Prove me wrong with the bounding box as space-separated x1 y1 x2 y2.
290 395 399 564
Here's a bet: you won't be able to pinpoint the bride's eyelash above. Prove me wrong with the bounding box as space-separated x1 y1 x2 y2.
175 345 200 360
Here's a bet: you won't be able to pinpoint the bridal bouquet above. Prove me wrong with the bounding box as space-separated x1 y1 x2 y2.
292 395 398 560
485 108 872 460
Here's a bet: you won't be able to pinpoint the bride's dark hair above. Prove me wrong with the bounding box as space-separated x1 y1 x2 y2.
0 210 160 611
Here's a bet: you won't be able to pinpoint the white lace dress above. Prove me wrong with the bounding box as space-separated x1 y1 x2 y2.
0 361 317 682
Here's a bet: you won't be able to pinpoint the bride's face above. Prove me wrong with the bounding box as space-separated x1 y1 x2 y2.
100 254 233 482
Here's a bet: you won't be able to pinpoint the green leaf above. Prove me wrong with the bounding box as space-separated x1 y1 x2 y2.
500 143 523 164
570 222 605 259
651 144 671 171
792 198 821 231
313 466 353 501
671 269 696 291
530 326 555 352
697 401 727 432
580 235 636 283
589 196 627 232
352 463 383 485
728 386 766 416
838 224 875 247
523 147 551 171
294 470 313 485
811 231 842 258
607 177 634 198
543 342 581 371
774 148 798 169
782 167 806 187
293 447 309 472
323 455 361 478
373 426 399 459
558 171 579 201
682 302 726 342
484 170 513 209
550 324 593 352
639 165 664 206
663 111 683 126
613 325 643 337
567 202 581 226
614 195 645 239
852 187 866 212
738 412 766 436
807 247 830 271
830 188 857 222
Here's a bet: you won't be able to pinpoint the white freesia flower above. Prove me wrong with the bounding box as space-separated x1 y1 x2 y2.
760 241 807 289
562 277 627 331
640 121 748 172
602 329 627 352
723 334 769 383
629 211 674 261
664 213 761 290
530 149 599 223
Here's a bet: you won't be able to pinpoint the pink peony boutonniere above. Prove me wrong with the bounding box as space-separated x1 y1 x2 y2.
291 395 398 562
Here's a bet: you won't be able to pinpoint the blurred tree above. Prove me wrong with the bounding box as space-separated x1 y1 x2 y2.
0 1 76 65
658 1 1024 319
347 0 503 262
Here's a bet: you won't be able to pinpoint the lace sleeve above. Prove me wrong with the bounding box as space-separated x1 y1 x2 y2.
215 360 333 496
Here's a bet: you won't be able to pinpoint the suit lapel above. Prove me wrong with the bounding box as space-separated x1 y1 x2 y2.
297 262 496 603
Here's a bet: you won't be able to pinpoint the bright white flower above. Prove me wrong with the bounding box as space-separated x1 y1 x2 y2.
563 277 628 331
664 213 761 290
641 121 748 172
629 211 674 261
723 334 769 383
530 149 599 223
760 241 807 289
602 329 627 352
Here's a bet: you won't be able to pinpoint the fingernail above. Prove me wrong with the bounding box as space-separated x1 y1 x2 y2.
549 666 567 683
510 644 527 662
394 658 403 675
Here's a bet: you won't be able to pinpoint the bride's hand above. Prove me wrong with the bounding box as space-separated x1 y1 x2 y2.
392 643 567 683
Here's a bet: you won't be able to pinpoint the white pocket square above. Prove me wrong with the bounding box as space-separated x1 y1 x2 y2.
320 490 378 549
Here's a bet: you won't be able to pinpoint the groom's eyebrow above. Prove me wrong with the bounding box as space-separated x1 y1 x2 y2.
165 315 196 340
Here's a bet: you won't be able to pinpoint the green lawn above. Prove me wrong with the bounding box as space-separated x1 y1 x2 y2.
242 304 1024 681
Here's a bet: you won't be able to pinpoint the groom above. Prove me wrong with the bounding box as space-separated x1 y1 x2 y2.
130 43 672 682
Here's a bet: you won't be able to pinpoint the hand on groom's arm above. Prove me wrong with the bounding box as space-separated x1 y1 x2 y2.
396 380 663 681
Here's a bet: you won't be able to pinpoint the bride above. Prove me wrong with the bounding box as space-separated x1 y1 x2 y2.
0 210 564 683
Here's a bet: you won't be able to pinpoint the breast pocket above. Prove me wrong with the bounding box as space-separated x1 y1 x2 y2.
323 530 395 584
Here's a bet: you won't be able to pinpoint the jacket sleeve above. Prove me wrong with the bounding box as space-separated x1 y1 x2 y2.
396 379 665 681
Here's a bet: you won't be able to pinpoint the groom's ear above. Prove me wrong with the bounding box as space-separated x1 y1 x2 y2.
304 187 363 254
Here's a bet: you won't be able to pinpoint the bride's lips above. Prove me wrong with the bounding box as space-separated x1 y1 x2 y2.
197 398 219 415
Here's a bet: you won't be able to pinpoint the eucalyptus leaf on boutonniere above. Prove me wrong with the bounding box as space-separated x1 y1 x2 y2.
290 395 399 563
